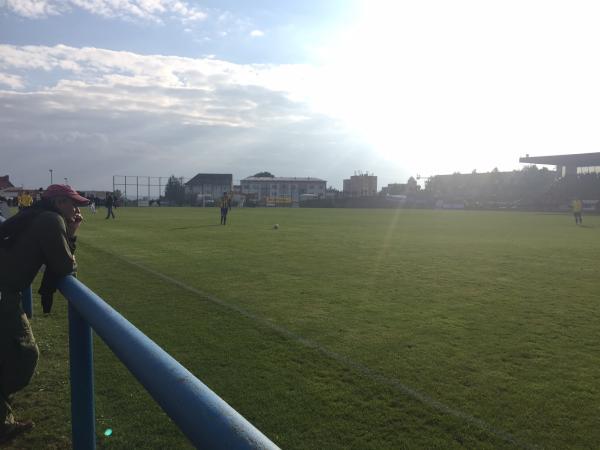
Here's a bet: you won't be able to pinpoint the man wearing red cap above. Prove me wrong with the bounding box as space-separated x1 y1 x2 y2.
0 184 89 443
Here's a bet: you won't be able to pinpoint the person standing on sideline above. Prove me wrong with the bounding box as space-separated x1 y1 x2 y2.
105 193 115 219
572 198 583 225
0 184 88 444
219 192 231 225
25 192 33 209
20 192 33 211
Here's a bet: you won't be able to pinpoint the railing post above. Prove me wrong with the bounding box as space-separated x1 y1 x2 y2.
68 302 96 450
22 285 32 318
59 276 279 449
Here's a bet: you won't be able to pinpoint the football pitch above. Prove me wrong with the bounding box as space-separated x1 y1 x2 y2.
14 207 600 449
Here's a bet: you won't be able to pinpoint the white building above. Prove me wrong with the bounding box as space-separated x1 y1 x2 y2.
241 176 326 205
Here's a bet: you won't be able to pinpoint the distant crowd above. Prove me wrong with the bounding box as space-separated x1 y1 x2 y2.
0 190 121 221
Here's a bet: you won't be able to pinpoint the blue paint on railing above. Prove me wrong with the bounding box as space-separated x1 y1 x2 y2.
58 275 279 450
68 302 96 450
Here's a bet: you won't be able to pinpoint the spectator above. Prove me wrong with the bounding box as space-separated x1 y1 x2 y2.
572 198 583 225
105 193 116 219
0 184 88 443
17 192 33 211
33 188 43 205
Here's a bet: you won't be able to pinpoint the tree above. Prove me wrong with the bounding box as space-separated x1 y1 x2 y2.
253 171 275 178
164 175 186 205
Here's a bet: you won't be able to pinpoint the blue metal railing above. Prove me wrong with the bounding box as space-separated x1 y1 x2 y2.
57 275 279 450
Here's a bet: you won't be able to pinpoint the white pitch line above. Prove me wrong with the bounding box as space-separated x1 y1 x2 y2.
88 245 536 450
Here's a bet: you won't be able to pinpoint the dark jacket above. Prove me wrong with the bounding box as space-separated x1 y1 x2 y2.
0 207 76 293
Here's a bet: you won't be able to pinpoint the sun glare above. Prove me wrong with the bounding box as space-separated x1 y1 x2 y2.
309 3 410 164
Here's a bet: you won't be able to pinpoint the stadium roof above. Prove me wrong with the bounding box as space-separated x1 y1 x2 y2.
519 152 600 166
185 173 232 186
242 177 326 182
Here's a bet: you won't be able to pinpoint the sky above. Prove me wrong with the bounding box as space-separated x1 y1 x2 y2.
1 0 600 192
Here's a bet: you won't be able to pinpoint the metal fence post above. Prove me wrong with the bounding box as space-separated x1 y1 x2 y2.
68 302 96 450
22 285 32 318
59 276 279 449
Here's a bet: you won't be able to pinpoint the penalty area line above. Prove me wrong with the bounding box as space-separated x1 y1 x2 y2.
89 245 536 450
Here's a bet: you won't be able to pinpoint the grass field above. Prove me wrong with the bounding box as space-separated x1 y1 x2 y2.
6 207 600 449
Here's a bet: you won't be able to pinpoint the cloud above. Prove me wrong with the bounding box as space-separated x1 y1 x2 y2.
250 29 265 38
2 0 207 22
0 72 24 88
0 44 389 191
2 0 61 18
0 44 323 125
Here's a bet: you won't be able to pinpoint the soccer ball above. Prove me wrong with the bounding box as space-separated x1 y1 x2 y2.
273 224 279 229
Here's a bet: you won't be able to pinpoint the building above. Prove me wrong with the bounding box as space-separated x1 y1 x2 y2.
381 183 406 196
380 178 419 196
240 176 326 205
185 173 232 205
343 173 377 197
0 175 14 191
0 177 21 203
0 187 21 203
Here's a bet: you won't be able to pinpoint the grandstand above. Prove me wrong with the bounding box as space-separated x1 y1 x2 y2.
520 152 600 208
421 153 600 210
519 152 600 177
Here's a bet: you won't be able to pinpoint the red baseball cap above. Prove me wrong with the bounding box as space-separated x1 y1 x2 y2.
43 184 90 206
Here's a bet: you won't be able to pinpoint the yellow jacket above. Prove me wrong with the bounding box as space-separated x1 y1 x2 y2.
18 193 33 207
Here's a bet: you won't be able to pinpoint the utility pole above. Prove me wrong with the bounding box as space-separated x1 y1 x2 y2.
49 169 53 185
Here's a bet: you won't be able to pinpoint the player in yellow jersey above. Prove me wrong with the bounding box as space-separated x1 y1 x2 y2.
219 192 231 225
572 198 583 225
